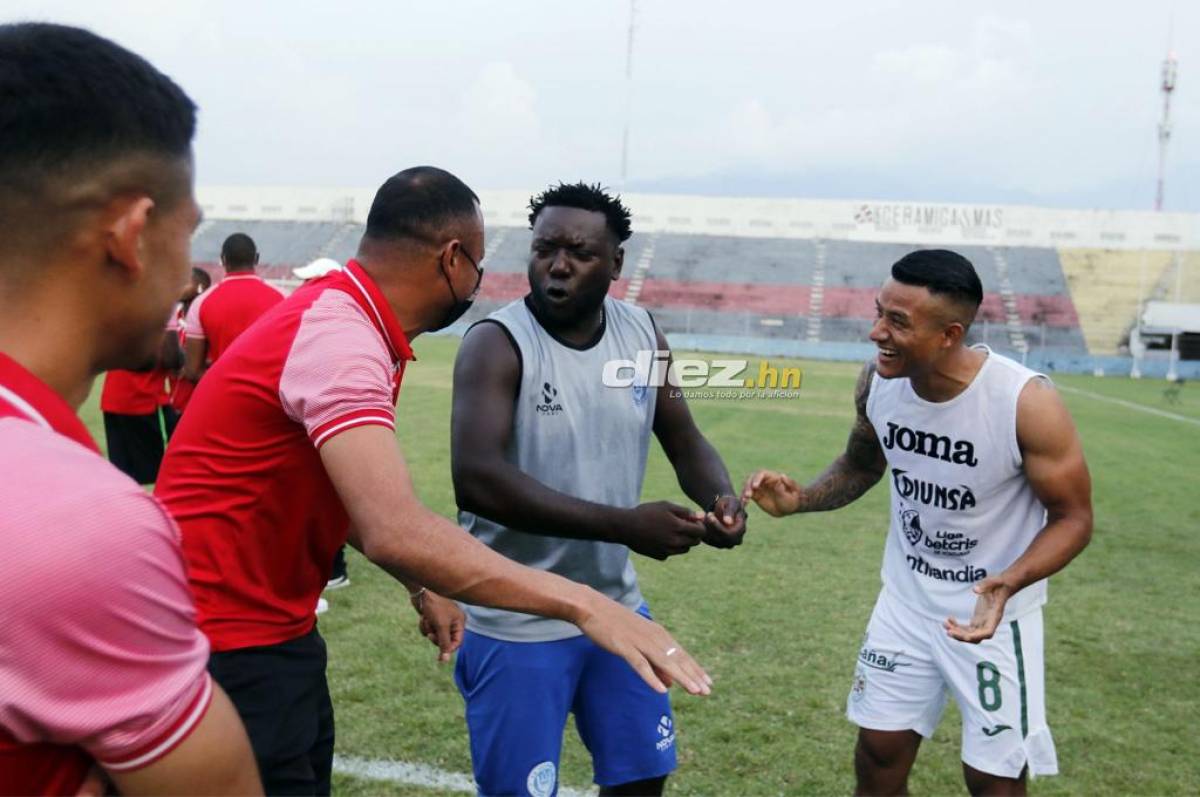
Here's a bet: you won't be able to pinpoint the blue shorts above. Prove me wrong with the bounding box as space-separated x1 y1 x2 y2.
454 606 677 796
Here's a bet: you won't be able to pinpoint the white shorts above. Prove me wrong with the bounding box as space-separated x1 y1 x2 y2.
846 590 1058 779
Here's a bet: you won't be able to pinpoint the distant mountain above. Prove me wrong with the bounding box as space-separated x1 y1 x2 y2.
625 163 1200 212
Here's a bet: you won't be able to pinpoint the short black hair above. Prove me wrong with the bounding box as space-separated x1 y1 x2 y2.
364 166 480 244
528 182 632 243
891 250 984 314
221 233 257 268
0 23 196 203
192 266 212 290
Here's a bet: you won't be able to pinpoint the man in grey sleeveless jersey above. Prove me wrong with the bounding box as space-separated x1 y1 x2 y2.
451 183 747 796
743 250 1093 796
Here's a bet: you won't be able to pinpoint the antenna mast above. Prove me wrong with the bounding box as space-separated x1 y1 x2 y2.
619 0 637 189
1155 50 1178 211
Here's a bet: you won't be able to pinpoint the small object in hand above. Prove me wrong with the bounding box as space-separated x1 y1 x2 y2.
665 647 678 657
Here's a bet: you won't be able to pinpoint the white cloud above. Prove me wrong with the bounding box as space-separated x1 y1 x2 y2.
874 44 965 84
650 13 1044 187
458 62 542 146
973 15 1033 64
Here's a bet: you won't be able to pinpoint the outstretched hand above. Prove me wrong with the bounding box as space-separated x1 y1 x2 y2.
414 589 465 662
741 470 804 517
945 577 1013 643
576 594 712 697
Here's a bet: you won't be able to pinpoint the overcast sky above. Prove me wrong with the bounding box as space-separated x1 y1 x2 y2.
6 1 1198 210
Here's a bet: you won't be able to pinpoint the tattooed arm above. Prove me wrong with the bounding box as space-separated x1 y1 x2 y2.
741 362 887 516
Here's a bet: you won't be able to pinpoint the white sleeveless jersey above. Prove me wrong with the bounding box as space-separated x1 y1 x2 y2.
866 346 1049 622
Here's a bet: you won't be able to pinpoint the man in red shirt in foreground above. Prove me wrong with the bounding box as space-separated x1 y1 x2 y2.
0 22 259 796
155 166 711 795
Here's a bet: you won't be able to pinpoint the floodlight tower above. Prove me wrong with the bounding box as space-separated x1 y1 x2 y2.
1155 51 1177 211
1133 49 1179 379
1157 51 1182 380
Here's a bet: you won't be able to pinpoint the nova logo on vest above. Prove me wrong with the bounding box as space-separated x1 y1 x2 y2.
882 422 978 467
536 382 564 416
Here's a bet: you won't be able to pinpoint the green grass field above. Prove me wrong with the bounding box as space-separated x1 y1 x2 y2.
84 339 1200 795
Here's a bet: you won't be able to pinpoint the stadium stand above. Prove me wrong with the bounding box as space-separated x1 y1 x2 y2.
1059 249 1200 354
190 215 1195 366
192 220 361 283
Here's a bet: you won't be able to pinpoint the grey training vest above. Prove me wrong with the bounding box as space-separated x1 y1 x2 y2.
459 296 658 642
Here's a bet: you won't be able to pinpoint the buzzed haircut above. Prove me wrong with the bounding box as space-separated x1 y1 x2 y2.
364 166 480 244
220 234 258 268
892 249 984 324
528 182 632 243
0 23 196 208
192 266 212 290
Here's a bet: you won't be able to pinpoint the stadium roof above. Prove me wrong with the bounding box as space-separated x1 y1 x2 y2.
1142 301 1200 333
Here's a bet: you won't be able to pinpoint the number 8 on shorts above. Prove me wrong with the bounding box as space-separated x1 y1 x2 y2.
848 593 1060 779
976 661 1003 712
945 611 1057 778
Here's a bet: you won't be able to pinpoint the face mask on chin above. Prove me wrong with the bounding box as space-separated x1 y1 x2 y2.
429 248 482 332
430 294 474 331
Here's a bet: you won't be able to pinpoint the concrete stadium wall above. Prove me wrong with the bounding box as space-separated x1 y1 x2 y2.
428 323 1200 379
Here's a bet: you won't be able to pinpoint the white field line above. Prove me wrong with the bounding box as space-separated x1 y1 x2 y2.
333 755 598 797
1057 385 1200 427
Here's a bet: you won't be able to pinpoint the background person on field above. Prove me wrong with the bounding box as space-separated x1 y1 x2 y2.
163 266 211 434
180 232 284 385
99 319 181 484
292 256 342 282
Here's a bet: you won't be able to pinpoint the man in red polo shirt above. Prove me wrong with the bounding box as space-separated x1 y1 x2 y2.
156 166 711 795
101 264 211 480
181 232 285 383
0 23 259 795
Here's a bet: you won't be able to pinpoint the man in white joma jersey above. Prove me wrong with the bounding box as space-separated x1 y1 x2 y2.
744 250 1093 796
